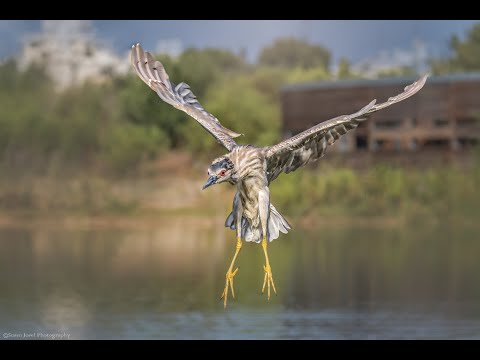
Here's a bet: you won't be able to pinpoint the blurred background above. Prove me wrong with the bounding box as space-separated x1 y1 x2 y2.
1 20 480 339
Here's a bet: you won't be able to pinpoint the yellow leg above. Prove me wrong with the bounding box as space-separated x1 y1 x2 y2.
261 236 277 300
220 237 242 308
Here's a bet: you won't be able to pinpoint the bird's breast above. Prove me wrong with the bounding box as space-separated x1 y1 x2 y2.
230 146 268 228
237 176 265 227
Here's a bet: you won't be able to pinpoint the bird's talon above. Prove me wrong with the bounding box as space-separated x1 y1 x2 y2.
262 264 276 300
221 268 239 308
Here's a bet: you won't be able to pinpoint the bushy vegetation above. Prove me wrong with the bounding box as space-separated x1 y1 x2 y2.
0 61 171 176
271 163 480 222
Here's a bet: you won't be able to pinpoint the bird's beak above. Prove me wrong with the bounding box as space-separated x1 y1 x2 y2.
202 175 218 190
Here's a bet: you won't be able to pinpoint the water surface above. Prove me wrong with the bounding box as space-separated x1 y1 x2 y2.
1 217 479 339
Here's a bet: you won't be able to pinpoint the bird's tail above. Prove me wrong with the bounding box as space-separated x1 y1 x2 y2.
224 203 291 243
267 204 291 242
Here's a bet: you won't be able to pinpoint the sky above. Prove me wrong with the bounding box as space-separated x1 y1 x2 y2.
1 20 478 65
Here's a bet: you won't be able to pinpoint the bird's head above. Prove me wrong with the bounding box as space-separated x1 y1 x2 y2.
203 156 235 190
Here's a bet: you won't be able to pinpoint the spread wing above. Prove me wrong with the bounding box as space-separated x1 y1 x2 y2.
265 74 428 183
131 43 241 151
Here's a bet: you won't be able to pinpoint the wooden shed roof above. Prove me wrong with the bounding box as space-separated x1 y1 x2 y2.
282 72 480 93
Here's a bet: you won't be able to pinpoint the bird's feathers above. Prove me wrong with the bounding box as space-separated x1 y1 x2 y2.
265 74 428 182
225 203 291 242
130 44 241 151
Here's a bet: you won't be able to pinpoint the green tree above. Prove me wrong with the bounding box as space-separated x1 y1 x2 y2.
101 123 169 174
258 37 331 71
449 23 480 71
0 61 56 172
376 66 417 78
181 75 281 155
337 57 353 79
430 22 480 74
285 66 331 83
177 48 248 96
115 72 187 148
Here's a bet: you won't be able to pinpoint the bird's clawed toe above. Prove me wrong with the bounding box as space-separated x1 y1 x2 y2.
262 264 277 300
221 267 239 308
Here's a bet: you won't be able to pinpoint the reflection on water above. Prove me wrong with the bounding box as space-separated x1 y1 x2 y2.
1 217 479 339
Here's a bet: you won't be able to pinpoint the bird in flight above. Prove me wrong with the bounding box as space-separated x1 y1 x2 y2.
131 44 428 308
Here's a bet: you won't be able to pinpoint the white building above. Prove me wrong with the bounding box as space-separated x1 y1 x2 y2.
18 20 130 91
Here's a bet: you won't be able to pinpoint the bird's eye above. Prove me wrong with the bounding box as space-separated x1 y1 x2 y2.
219 170 226 176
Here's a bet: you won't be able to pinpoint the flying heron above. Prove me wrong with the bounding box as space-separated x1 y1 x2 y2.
130 44 428 308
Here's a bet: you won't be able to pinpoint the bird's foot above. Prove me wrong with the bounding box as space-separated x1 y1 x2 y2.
220 267 239 308
262 264 277 300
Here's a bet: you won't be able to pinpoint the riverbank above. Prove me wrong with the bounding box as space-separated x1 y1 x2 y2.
1 152 479 229
1 210 479 232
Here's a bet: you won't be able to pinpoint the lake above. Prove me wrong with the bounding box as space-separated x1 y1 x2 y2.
1 216 479 339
